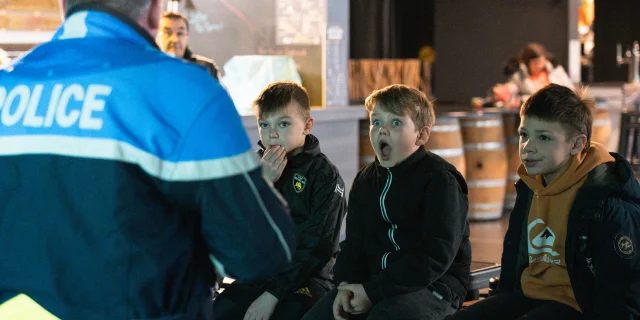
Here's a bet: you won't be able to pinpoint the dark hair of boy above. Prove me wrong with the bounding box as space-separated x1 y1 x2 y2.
253 81 311 120
520 84 595 152
364 84 435 129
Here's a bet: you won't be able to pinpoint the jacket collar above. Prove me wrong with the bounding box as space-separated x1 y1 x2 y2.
184 47 195 60
376 146 427 174
514 152 640 223
53 3 159 50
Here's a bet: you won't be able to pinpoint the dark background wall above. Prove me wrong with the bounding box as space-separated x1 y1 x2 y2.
350 0 434 59
592 0 640 83
433 0 570 103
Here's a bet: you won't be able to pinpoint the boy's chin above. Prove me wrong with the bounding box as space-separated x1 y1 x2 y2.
523 166 546 177
377 156 395 168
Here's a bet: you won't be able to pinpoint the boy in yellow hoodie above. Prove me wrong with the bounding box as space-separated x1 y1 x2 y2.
448 84 640 319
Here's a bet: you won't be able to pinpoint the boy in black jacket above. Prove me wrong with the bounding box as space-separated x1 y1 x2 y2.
303 84 471 320
448 84 640 320
213 81 347 320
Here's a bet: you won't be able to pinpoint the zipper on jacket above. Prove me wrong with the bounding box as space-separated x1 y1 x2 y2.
381 168 400 269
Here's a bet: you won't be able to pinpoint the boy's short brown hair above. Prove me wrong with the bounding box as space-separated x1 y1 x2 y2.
364 84 435 128
520 84 595 151
253 81 311 119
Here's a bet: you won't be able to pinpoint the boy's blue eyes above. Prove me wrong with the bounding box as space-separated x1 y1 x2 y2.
371 120 402 126
259 122 291 128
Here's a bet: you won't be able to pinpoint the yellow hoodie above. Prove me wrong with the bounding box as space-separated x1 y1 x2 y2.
519 142 614 311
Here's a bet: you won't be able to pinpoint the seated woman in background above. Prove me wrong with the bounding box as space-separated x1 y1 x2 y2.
493 43 575 108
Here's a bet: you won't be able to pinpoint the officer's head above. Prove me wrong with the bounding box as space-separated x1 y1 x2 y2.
61 0 163 37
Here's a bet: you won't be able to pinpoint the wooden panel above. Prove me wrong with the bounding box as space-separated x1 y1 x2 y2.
5 0 60 12
1 0 61 31
2 12 61 30
469 217 509 263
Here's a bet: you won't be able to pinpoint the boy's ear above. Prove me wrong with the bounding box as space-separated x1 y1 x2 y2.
570 134 588 155
416 126 430 146
304 117 315 135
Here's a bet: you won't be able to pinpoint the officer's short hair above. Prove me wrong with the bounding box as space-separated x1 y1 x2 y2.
65 0 151 21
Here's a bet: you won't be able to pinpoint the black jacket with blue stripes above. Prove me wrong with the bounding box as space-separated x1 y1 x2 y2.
334 147 471 307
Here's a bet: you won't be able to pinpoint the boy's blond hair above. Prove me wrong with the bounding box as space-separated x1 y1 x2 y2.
364 84 435 129
520 84 595 151
253 81 311 120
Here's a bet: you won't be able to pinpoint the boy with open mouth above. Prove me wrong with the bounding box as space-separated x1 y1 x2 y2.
303 84 471 320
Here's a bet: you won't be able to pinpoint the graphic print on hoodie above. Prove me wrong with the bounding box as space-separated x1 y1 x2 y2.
518 142 614 311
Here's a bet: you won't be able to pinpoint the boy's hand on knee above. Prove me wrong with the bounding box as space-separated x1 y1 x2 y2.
243 291 279 320
333 283 354 320
261 145 287 183
338 283 372 315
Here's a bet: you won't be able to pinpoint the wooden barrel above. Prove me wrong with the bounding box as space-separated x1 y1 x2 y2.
359 119 375 168
460 114 508 221
424 117 466 178
592 102 611 148
503 112 521 211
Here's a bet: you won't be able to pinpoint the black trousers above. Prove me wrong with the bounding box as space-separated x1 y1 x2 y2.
446 293 584 320
302 287 457 320
213 279 329 320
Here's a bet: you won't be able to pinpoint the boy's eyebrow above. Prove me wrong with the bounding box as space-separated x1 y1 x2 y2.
258 115 292 121
518 127 554 134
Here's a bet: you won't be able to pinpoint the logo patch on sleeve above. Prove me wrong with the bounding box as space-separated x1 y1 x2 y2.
334 184 344 197
614 233 636 259
293 173 307 193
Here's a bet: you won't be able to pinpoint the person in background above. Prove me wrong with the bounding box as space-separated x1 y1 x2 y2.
157 11 222 80
510 43 575 94
493 43 575 109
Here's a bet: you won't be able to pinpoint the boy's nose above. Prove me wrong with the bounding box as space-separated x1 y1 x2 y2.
378 126 390 136
270 129 279 138
521 141 536 154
